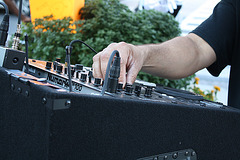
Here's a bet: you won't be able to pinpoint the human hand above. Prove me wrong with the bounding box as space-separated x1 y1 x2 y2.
21 15 31 23
92 42 146 86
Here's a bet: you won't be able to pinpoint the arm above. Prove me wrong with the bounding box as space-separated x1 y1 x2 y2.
92 33 216 85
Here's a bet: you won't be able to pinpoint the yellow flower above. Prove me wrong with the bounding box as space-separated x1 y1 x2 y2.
211 90 214 94
214 86 221 92
195 77 200 84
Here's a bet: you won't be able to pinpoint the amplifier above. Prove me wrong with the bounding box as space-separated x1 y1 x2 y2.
1 60 240 160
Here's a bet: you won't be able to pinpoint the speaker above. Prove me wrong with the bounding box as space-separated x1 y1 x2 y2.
1 66 240 160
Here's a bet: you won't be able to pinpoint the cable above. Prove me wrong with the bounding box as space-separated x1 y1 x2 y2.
65 46 73 92
25 34 29 74
12 0 22 49
17 0 23 25
65 39 97 92
101 50 120 96
69 39 98 54
0 1 9 46
66 40 121 95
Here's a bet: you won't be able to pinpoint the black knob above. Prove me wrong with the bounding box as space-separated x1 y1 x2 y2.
75 64 83 71
80 73 87 82
88 70 93 83
71 69 75 77
75 71 80 79
117 83 123 92
144 87 153 98
134 84 142 96
80 73 87 83
64 67 68 74
56 65 63 74
94 78 101 86
125 84 133 95
45 61 52 70
53 61 58 70
56 58 61 62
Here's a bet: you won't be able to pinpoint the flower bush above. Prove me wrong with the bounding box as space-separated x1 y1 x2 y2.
190 77 220 101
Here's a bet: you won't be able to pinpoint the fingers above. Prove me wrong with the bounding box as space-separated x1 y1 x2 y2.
119 57 127 85
126 62 142 85
92 54 103 79
92 42 143 88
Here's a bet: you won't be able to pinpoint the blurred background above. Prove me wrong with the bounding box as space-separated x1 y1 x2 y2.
0 0 228 105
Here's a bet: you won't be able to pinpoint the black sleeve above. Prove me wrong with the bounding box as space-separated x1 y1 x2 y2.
191 0 236 76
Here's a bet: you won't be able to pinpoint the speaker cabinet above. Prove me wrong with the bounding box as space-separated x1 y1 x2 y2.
1 67 240 160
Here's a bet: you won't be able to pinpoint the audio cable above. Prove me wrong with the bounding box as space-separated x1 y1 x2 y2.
65 39 97 92
25 34 29 73
101 50 120 96
65 40 121 95
12 0 23 50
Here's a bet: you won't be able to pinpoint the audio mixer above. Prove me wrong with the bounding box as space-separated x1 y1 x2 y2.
20 58 225 109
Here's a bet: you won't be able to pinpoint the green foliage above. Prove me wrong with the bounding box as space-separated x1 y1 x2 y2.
17 0 194 89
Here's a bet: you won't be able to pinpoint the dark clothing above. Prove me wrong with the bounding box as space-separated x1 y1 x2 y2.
192 0 240 108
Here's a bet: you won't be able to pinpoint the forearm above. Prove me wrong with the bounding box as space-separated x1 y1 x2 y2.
140 34 216 79
92 33 216 85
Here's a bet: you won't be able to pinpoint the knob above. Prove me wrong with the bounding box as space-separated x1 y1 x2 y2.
56 65 63 74
134 84 142 96
117 83 123 92
144 87 153 98
88 70 93 83
94 78 101 86
125 84 133 95
75 64 83 71
80 73 87 82
76 71 80 79
71 69 75 77
45 61 52 70
56 58 61 62
64 67 68 74
53 61 58 70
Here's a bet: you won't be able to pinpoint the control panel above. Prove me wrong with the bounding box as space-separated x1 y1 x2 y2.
23 58 225 108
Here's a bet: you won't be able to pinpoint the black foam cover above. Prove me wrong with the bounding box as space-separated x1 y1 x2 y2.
1 66 240 160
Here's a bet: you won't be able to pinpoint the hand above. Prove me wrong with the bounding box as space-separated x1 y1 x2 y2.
21 15 31 23
92 42 146 85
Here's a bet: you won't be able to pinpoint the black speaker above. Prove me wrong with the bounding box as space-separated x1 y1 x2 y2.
1 66 240 160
